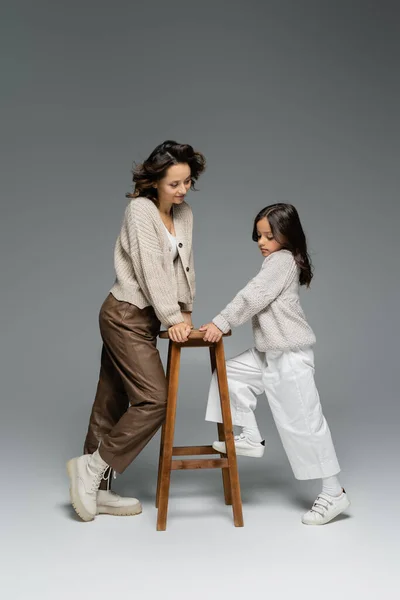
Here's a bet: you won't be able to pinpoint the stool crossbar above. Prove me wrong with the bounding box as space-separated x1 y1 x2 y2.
155 330 244 531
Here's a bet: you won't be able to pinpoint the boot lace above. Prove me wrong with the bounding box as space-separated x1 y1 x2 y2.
101 468 117 491
90 466 107 493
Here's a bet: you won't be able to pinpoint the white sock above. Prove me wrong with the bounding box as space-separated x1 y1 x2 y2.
241 424 263 444
322 475 343 497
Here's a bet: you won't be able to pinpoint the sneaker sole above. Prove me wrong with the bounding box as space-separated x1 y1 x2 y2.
96 504 142 516
302 497 351 526
66 459 95 522
212 442 264 458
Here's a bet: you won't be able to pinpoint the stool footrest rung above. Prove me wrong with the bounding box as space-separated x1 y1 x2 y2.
171 458 229 470
172 445 219 456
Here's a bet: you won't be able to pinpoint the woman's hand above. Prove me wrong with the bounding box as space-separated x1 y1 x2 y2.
199 322 223 343
168 322 192 343
182 312 194 329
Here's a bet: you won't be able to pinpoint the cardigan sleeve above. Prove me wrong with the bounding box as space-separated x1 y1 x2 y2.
212 251 297 333
127 202 184 327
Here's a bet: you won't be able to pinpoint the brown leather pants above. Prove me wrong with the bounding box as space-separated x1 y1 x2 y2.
84 293 167 475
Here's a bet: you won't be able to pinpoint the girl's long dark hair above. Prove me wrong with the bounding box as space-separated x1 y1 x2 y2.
126 140 206 202
252 203 313 287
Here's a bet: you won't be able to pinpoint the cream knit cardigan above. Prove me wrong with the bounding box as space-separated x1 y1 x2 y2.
110 197 195 327
213 250 316 352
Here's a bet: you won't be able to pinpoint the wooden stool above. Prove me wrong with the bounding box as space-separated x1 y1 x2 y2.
155 329 244 531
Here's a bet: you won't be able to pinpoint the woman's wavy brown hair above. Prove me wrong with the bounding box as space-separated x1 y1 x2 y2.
126 140 206 202
252 203 314 287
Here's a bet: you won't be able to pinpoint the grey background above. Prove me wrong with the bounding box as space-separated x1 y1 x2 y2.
1 1 399 599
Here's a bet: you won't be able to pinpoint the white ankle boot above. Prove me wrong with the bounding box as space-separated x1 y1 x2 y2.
66 450 109 521
96 490 142 516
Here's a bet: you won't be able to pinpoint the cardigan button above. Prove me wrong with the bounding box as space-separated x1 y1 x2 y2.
178 243 183 248
186 267 190 272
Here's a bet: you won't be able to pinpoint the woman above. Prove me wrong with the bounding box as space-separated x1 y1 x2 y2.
67 140 206 521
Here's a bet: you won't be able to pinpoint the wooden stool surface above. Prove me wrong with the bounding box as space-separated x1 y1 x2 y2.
159 329 231 347
155 329 243 531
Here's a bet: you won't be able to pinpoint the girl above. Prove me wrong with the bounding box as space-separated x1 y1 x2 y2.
199 204 350 525
67 141 206 522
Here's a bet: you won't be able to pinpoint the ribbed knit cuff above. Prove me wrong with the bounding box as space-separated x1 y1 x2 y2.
212 314 231 334
165 311 185 327
179 302 193 312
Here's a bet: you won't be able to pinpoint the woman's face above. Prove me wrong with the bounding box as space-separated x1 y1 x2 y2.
256 217 283 257
155 163 192 206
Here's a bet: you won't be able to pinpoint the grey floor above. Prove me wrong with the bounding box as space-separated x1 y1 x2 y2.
3 393 398 600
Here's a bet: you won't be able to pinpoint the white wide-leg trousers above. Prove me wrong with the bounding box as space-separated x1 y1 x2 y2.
205 347 340 480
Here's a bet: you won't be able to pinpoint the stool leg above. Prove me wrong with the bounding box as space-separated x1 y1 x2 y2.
209 347 232 506
156 342 181 531
214 340 244 527
155 423 165 509
156 342 172 508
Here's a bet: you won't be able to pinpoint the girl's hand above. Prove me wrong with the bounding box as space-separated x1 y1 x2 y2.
168 322 192 343
199 322 223 343
182 312 194 329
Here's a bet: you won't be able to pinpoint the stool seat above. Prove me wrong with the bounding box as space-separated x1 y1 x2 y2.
159 329 232 339
156 329 244 530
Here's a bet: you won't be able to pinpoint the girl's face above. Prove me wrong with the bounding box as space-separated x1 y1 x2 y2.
256 217 283 257
155 163 192 206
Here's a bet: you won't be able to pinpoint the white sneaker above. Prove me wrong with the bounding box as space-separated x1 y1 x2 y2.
66 450 109 522
212 433 265 458
302 490 350 525
96 490 142 516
